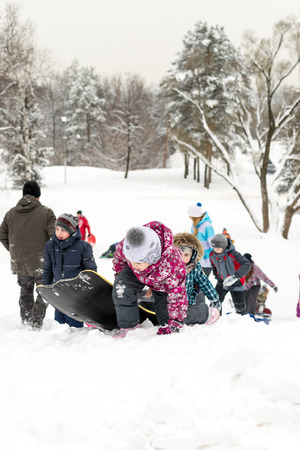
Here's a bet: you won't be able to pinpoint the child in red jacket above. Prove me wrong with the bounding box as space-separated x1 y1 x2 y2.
76 210 91 241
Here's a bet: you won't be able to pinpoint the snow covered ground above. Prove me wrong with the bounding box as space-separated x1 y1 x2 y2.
0 159 299 450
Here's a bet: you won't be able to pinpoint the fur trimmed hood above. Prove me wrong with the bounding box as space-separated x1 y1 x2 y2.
173 232 204 262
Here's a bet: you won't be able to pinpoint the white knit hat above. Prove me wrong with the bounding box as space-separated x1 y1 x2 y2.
124 226 161 265
187 202 203 217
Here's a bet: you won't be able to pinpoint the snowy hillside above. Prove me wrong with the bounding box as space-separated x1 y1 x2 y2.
0 162 299 450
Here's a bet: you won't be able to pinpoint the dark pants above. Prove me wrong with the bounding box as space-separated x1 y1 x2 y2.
245 285 260 315
215 282 246 315
185 293 209 325
54 309 83 328
202 267 212 278
112 266 169 329
17 274 47 324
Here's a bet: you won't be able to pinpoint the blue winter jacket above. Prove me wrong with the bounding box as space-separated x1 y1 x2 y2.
42 228 97 285
191 212 215 268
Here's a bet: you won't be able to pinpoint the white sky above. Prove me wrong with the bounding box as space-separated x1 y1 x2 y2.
17 0 300 85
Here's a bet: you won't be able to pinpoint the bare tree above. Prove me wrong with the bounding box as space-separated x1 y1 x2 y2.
100 74 166 177
241 17 300 232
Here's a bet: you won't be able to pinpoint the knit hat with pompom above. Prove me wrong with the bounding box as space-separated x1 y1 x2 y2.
124 226 161 265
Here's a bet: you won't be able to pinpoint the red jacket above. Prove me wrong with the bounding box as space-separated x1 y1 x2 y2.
78 216 90 240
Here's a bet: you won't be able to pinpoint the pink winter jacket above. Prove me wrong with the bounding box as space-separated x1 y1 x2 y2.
112 221 188 322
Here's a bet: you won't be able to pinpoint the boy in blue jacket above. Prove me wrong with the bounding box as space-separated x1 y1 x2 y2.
42 213 97 327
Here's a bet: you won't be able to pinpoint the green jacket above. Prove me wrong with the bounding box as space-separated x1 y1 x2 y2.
0 195 56 276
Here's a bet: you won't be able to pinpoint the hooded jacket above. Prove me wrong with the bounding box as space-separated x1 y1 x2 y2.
191 212 215 268
0 195 56 276
112 221 188 322
42 228 97 285
245 260 276 290
173 233 218 305
210 238 251 291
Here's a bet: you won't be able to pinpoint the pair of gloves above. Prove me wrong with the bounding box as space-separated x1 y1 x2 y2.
157 319 183 335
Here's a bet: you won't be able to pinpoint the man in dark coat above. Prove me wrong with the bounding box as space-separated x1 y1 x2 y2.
0 181 56 328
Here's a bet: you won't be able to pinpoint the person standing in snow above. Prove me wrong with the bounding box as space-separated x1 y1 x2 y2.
42 214 97 328
243 253 278 315
173 232 220 325
0 181 56 328
112 221 188 338
187 202 215 277
210 234 251 315
76 210 91 241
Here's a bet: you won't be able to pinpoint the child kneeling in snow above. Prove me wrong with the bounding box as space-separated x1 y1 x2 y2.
42 214 97 328
112 221 188 338
173 233 220 325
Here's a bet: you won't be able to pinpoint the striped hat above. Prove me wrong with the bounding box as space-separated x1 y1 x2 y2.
55 214 78 235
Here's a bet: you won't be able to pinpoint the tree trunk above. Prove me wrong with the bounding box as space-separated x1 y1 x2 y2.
281 207 295 239
86 112 90 143
163 118 169 168
22 90 31 181
125 124 131 179
184 153 189 178
204 139 212 189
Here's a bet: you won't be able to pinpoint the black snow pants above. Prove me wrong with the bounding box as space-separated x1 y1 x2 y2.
112 266 169 329
17 274 47 324
184 293 209 325
245 285 260 315
215 282 247 315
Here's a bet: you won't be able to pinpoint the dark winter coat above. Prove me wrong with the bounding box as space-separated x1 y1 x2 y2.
0 195 56 276
42 228 97 285
210 239 251 291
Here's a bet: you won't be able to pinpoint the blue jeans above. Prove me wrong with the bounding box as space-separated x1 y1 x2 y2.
54 308 83 328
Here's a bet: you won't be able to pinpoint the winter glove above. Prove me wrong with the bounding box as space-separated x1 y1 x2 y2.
223 275 238 287
273 286 278 292
157 319 183 335
210 300 221 312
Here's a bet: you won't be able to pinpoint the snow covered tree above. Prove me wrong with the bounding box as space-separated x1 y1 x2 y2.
56 60 105 165
162 18 300 237
241 17 300 234
98 74 166 177
0 3 52 186
161 21 249 188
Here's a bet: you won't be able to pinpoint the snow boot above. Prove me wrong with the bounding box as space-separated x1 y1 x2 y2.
113 324 140 338
205 307 220 325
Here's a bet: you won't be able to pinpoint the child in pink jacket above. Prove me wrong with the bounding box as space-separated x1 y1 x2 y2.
112 221 188 337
